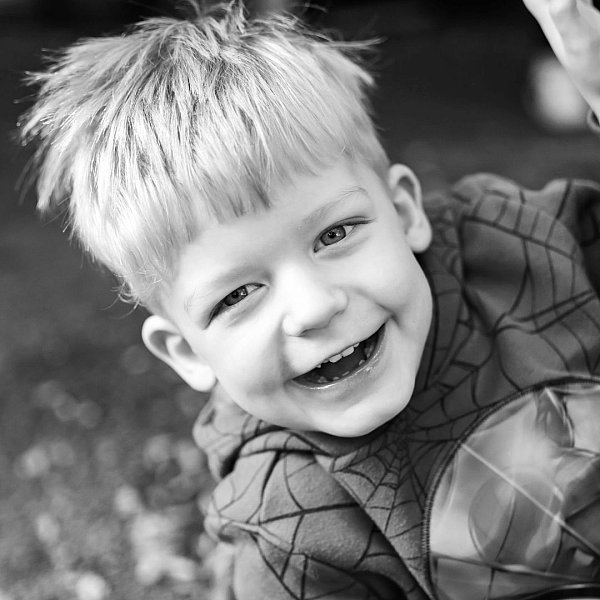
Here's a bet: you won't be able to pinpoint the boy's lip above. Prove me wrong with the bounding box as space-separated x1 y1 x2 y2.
291 323 386 390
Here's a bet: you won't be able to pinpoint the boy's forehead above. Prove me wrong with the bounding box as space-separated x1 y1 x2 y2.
206 165 383 236
178 162 379 266
197 187 371 240
193 158 376 222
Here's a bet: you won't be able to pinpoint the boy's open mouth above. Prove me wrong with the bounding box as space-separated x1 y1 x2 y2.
294 326 383 387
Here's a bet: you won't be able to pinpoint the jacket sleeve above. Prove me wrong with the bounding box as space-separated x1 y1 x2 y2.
204 448 415 600
522 177 600 297
452 173 600 296
231 535 404 600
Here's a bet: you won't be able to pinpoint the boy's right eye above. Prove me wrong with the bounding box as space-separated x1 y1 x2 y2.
223 285 251 306
211 284 259 319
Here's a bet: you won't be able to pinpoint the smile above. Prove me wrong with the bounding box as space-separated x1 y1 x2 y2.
294 325 384 387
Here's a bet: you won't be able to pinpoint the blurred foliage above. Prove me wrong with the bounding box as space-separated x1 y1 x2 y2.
0 219 221 599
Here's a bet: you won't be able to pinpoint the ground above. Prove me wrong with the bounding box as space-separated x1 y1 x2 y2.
1 6 599 600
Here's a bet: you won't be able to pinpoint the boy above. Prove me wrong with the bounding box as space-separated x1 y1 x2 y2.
19 0 600 598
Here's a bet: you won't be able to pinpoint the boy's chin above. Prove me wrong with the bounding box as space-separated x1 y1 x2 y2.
311 399 410 438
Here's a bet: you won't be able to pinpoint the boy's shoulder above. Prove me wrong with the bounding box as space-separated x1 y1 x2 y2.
425 171 600 248
452 171 600 217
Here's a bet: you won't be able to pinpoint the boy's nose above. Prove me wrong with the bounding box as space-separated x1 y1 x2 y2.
280 268 348 337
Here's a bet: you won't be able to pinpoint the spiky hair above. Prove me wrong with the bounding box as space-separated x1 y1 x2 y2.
19 1 387 310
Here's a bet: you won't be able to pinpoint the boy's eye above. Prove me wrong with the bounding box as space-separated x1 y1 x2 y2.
318 225 351 247
211 283 260 320
222 285 253 307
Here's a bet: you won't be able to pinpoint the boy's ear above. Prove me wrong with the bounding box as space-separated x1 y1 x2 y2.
387 163 432 253
142 315 217 392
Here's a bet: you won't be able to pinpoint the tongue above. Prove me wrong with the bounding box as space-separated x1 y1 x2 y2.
315 344 367 380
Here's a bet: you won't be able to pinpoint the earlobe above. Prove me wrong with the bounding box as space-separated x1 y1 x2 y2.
387 163 432 253
141 315 217 392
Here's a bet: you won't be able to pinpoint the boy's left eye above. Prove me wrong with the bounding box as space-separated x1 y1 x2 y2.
317 224 355 249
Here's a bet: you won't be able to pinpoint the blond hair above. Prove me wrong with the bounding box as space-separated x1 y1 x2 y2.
20 1 387 310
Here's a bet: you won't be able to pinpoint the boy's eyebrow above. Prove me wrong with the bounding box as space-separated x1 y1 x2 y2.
299 186 369 228
184 186 370 315
184 264 253 313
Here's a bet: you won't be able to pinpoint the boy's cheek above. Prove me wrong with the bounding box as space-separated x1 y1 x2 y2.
208 340 274 392
363 252 427 304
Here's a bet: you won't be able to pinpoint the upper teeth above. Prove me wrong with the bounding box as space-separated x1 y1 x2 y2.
322 343 359 365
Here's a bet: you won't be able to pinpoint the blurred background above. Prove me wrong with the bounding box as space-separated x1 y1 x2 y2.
1 1 599 599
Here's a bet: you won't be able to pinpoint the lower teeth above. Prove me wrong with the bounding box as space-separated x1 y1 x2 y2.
301 330 379 385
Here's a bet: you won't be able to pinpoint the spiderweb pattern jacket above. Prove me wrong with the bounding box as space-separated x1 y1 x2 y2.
194 173 600 599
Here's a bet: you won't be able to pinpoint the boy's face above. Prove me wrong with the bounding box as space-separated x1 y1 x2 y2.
144 159 433 437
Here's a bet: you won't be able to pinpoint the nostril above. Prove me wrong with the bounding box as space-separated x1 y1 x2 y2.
282 290 347 337
278 265 348 336
282 315 304 337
